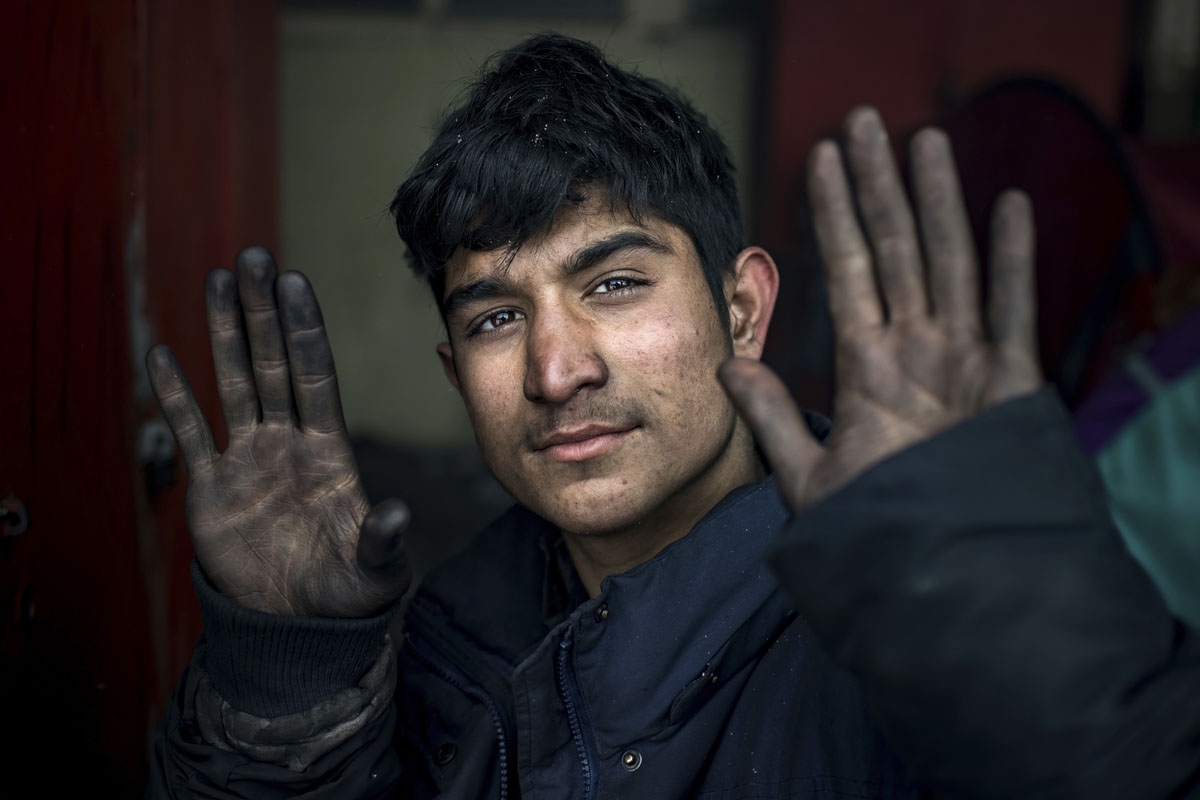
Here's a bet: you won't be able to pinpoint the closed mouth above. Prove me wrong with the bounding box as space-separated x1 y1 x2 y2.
534 424 637 462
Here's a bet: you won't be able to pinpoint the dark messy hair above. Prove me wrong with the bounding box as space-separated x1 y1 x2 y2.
389 33 745 325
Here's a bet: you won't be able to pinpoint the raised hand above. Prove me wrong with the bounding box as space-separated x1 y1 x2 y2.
720 107 1042 511
146 247 411 617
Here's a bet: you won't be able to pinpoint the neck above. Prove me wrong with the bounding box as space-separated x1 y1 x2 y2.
561 424 764 597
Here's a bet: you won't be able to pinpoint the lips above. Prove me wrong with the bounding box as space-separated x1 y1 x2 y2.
533 424 637 463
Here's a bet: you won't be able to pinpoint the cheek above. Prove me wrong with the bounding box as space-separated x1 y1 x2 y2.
457 365 522 448
619 312 730 403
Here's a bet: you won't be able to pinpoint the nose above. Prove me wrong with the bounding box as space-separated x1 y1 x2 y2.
523 307 608 404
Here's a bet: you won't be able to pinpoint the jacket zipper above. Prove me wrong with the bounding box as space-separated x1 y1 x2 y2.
407 632 512 800
557 629 596 800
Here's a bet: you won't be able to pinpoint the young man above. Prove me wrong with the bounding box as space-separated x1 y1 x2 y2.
147 34 1200 799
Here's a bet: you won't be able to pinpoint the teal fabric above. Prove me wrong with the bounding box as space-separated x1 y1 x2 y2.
1096 361 1200 630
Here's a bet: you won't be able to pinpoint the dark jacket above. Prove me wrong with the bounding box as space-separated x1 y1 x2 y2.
769 390 1200 799
149 476 915 798
393 478 914 798
148 390 1200 798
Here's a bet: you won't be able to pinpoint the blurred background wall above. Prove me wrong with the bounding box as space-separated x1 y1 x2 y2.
3 0 1199 793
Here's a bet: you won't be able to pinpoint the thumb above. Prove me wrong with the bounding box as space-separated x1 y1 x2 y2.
356 498 413 593
718 357 823 512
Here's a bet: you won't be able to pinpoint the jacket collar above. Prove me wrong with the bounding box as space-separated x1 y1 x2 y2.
563 474 792 752
407 475 793 750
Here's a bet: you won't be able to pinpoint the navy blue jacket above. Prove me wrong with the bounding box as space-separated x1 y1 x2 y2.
149 477 915 799
394 477 915 798
148 391 1200 798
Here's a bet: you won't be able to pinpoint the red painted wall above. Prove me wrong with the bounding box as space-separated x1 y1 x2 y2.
761 0 1128 245
0 0 276 792
758 0 1131 411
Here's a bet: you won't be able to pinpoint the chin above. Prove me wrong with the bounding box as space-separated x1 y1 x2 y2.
519 476 657 537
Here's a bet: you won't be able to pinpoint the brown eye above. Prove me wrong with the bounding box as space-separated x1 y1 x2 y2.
593 277 637 294
473 308 525 334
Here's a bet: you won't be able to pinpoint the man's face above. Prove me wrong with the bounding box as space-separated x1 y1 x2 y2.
438 198 760 539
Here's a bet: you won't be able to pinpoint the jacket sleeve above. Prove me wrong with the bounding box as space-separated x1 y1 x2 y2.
146 562 404 799
769 388 1200 799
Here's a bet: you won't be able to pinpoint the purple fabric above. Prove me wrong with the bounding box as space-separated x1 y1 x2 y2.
1073 306 1200 454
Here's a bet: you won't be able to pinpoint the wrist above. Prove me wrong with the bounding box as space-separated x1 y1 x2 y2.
191 560 399 717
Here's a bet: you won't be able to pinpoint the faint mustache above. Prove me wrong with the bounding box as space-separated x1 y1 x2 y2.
524 397 647 450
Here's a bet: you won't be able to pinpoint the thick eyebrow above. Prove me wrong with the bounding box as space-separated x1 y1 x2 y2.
442 229 674 321
562 229 674 278
443 276 516 322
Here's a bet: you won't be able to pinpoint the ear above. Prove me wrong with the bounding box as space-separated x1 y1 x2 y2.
726 246 780 360
436 341 461 390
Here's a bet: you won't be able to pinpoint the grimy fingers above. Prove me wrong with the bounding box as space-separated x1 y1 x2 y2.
809 140 883 332
276 271 347 434
844 107 927 322
206 269 259 434
146 344 217 475
237 247 295 423
718 358 822 513
987 190 1037 359
911 128 982 337
357 498 412 583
